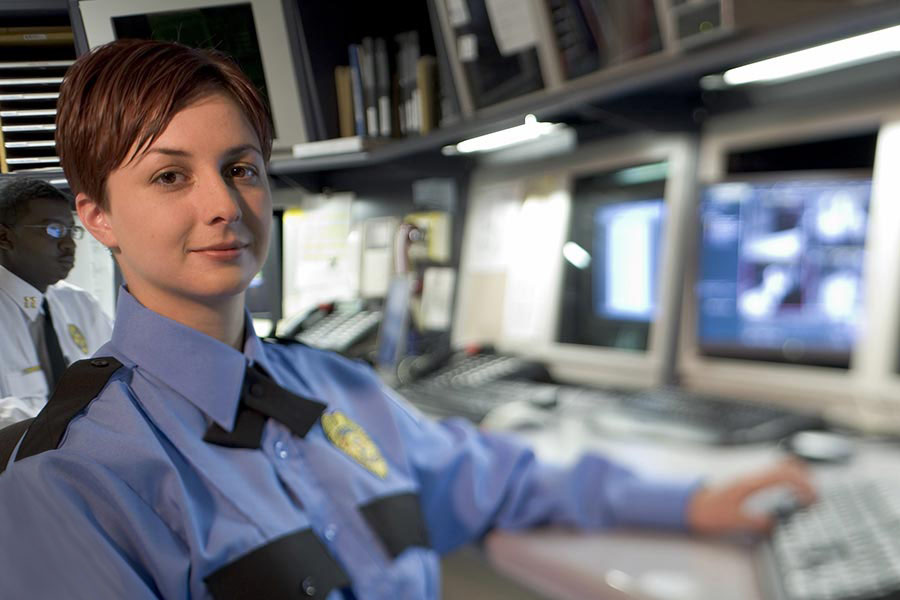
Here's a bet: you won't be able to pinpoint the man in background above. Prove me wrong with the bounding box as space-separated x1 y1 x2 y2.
0 177 112 427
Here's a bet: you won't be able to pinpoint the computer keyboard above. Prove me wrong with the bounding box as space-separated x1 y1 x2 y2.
295 309 382 352
612 388 826 445
761 478 900 600
399 377 560 423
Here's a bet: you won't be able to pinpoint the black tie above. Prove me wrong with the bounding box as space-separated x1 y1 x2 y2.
41 298 67 391
204 363 327 449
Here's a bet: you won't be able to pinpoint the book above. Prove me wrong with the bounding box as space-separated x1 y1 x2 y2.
416 56 438 134
291 135 389 159
347 44 367 137
334 65 355 138
374 38 392 137
361 37 379 137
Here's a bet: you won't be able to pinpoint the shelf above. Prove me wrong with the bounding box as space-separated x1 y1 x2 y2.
270 0 900 176
0 1 69 16
0 169 67 187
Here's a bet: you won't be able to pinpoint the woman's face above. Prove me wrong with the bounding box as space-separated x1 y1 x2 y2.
89 92 271 312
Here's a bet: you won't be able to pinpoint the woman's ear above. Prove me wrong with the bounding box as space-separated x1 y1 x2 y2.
76 192 118 251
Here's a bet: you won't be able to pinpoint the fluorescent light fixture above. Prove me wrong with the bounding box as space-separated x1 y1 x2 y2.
445 114 563 155
562 241 592 270
613 161 669 185
720 24 900 86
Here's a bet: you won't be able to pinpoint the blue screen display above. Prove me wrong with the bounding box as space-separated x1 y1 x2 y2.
593 200 665 321
697 178 871 365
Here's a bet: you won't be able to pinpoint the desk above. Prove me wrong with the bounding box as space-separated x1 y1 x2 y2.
481 412 900 600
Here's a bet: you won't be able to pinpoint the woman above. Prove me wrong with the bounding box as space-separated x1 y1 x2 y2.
0 39 812 599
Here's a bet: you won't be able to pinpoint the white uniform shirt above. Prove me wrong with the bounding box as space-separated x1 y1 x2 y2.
0 265 112 428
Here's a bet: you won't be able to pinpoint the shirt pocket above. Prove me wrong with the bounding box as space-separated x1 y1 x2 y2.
3 368 48 400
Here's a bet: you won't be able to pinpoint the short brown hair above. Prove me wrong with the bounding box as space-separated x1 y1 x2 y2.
56 39 273 208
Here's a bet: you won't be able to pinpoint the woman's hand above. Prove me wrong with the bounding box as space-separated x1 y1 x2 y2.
686 459 816 535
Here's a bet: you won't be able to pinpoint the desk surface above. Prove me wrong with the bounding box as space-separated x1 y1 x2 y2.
482 413 900 600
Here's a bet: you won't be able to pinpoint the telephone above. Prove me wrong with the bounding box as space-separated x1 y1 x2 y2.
394 346 556 422
278 300 382 359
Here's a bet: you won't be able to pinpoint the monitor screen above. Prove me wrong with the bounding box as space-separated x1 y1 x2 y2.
112 6 271 115
697 175 871 368
557 162 668 351
78 0 309 150
246 211 283 321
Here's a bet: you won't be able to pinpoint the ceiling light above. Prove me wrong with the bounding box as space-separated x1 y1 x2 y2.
715 24 900 87
444 114 563 155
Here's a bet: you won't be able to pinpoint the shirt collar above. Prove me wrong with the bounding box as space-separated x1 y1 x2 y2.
0 264 44 322
109 287 273 432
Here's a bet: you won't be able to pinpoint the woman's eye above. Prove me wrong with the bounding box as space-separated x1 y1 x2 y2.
228 165 258 179
154 171 183 186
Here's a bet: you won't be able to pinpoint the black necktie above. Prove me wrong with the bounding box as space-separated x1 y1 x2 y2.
204 363 327 449
41 298 67 392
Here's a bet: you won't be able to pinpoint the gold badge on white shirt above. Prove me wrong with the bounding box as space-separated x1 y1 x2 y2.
321 411 388 478
68 324 88 354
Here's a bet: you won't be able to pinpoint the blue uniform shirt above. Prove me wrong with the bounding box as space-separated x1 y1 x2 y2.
0 288 699 599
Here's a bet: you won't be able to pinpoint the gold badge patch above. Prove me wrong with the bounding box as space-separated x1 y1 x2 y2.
68 324 88 354
321 411 388 478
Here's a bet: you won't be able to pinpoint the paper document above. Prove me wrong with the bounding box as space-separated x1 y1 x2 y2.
445 0 471 27
485 0 540 56
282 194 357 318
421 267 456 331
466 181 523 273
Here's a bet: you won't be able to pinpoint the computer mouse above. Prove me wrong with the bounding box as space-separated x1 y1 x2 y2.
785 430 855 463
481 401 551 431
742 485 805 520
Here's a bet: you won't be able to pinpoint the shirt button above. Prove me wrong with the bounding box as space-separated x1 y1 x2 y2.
300 576 316 597
273 440 288 459
324 524 338 541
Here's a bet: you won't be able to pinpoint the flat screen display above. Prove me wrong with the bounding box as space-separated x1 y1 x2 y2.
697 175 871 368
112 5 273 133
557 162 668 351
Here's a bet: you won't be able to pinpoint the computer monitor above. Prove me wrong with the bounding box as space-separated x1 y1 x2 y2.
77 0 309 153
697 175 871 369
453 134 697 389
246 210 283 326
557 165 667 352
677 101 896 417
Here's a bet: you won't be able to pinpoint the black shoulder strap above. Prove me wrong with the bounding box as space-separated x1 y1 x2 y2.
263 336 307 347
12 357 122 466
0 418 34 475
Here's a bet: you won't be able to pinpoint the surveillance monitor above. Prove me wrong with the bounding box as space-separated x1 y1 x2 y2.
697 175 871 369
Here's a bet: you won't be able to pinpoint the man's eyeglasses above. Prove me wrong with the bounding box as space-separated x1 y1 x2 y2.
21 223 85 240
